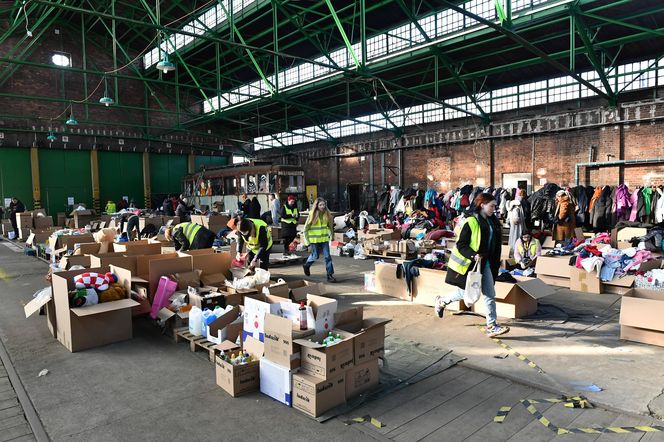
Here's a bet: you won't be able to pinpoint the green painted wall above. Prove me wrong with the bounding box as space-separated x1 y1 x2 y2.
39 149 92 217
194 155 228 171
0 148 32 212
150 153 187 195
98 151 144 207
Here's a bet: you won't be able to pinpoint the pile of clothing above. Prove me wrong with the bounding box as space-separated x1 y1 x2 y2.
575 244 659 282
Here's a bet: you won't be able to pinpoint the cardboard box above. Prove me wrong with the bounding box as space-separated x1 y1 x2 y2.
72 242 102 256
33 216 53 229
620 288 664 347
49 234 95 255
345 359 380 400
303 294 338 334
292 373 345 418
206 305 242 345
26 229 57 247
335 307 390 364
184 250 231 279
147 256 193 300
541 236 556 249
89 254 138 274
189 288 226 311
537 274 570 288
16 212 32 228
59 255 91 270
264 314 315 369
51 266 139 352
113 242 162 256
243 294 291 342
373 262 410 301
411 268 467 312
474 277 556 318
70 210 94 228
215 336 262 397
334 233 350 243
138 216 163 231
260 357 293 406
604 275 635 295
535 255 572 278
569 267 602 294
617 227 647 242
289 280 326 302
1 220 13 236
296 330 354 380
364 272 376 292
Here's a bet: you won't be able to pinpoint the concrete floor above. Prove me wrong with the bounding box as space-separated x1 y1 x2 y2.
2 241 664 441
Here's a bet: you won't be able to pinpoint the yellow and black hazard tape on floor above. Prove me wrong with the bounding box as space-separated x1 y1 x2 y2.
344 415 384 429
484 330 546 374
495 396 664 435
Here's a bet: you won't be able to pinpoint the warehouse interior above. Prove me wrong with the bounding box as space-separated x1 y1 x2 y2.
2 0 664 440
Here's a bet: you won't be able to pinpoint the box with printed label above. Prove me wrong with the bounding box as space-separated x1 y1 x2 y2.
295 330 354 380
215 336 262 397
263 313 314 369
345 359 380 400
292 372 345 418
243 294 291 342
335 307 390 364
260 357 293 406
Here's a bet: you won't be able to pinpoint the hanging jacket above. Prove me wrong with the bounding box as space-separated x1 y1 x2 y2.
629 189 639 222
651 188 660 224
589 186 602 213
643 187 653 218
590 186 613 231
656 188 664 224
614 184 631 221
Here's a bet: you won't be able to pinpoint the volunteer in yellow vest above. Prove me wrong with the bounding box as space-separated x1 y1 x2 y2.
105 200 117 214
437 193 509 338
235 217 273 270
280 194 299 257
513 230 541 269
165 222 216 252
303 197 336 282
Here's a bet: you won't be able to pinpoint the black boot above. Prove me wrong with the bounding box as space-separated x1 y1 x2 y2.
303 264 311 276
327 274 337 283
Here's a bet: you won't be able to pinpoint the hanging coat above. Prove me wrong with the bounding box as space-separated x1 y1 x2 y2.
589 186 602 213
656 188 664 224
554 196 577 241
507 201 526 251
629 189 639 222
614 184 632 221
590 186 613 231
651 188 660 224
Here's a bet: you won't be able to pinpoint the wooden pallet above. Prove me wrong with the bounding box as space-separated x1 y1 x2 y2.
367 250 417 260
174 327 219 362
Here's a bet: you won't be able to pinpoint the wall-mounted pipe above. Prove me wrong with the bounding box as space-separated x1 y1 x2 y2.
575 157 664 186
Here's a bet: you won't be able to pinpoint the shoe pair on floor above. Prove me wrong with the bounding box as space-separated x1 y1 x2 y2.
303 265 336 283
434 296 509 338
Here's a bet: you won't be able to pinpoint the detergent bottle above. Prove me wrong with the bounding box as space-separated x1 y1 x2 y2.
189 307 203 336
201 309 214 338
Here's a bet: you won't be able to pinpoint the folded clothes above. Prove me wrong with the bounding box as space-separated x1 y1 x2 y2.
581 256 604 276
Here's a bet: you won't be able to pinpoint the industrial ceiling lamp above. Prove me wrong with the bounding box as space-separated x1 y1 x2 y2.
99 76 114 106
66 103 78 125
156 51 175 74
47 131 57 142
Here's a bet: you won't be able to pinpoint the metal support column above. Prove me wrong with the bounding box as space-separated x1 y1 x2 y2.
111 0 119 104
489 127 495 187
188 153 195 174
360 0 367 68
81 14 89 119
91 149 100 213
30 147 41 209
143 151 151 208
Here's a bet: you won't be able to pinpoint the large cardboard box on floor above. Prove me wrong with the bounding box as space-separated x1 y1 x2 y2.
620 288 664 347
206 305 243 345
70 210 94 228
411 268 469 312
59 255 92 270
72 242 101 256
534 255 571 288
292 372 345 418
474 277 556 319
215 336 263 397
49 234 96 257
260 357 294 406
295 330 354 380
1 220 13 236
147 256 193 300
289 280 326 302
569 267 602 294
264 313 315 369
335 306 390 364
113 241 162 256
138 216 163 231
179 249 231 281
345 358 380 400
243 294 291 342
373 261 410 301
16 212 32 228
33 216 54 230
50 265 139 352
89 253 138 274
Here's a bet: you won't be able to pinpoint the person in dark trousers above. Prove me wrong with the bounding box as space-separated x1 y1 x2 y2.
119 212 140 240
162 195 175 216
239 193 251 215
280 195 299 257
9 197 25 237
436 192 509 338
303 197 336 282
234 217 272 270
166 222 215 251
249 196 262 219
176 197 191 223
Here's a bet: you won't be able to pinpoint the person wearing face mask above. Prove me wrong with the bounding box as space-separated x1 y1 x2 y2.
280 194 299 257
234 217 272 270
303 197 336 282
435 192 509 338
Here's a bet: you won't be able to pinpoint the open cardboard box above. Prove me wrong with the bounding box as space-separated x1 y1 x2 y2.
411 268 469 312
138 216 163 231
569 267 602 294
243 294 291 342
49 234 95 256
73 242 102 256
534 255 572 288
215 336 263 397
114 242 162 256
179 249 231 281
295 330 354 380
372 261 410 301
289 280 326 302
147 256 193 301
206 305 243 345
620 288 664 347
335 306 390 364
474 277 556 318
59 255 91 270
345 359 379 400
260 357 294 407
33 216 54 229
50 265 139 352
263 313 315 370
89 253 138 274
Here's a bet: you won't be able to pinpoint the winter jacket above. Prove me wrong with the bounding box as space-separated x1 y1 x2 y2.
629 190 639 222
589 186 602 213
554 197 577 241
572 186 589 225
590 186 613 231
249 197 262 219
614 184 631 221
507 201 526 250
176 201 190 223
445 213 502 289
651 188 660 224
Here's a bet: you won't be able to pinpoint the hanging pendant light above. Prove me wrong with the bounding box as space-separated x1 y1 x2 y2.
66 103 78 125
47 131 57 142
99 76 114 107
156 52 175 74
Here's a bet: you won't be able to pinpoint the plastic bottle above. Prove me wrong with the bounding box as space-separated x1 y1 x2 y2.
299 301 307 330
189 307 203 336
201 309 213 338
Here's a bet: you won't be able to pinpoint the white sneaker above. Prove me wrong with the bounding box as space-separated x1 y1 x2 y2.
434 296 446 318
486 324 510 338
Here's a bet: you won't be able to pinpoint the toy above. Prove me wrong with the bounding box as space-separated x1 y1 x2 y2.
74 272 118 292
93 227 117 253
98 283 126 303
70 288 99 307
